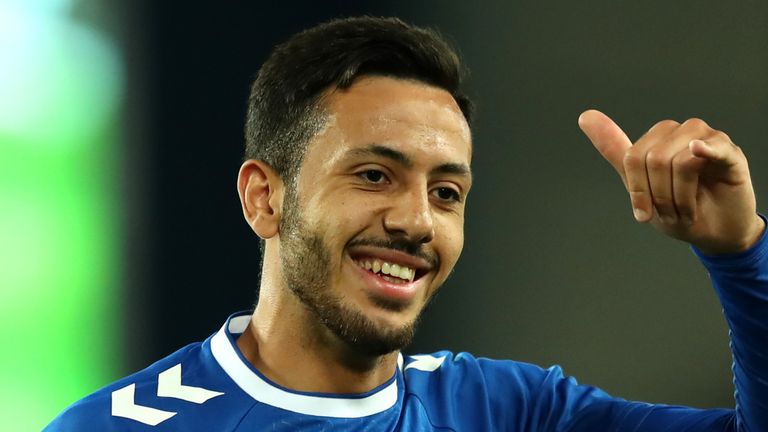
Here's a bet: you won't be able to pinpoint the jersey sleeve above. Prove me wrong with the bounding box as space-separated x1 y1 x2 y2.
457 218 766 431
505 363 737 431
690 215 768 431
509 218 768 432
42 339 254 432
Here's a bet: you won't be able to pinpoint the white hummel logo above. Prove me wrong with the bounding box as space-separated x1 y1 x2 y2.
404 354 445 372
112 384 176 426
111 364 224 426
157 364 224 403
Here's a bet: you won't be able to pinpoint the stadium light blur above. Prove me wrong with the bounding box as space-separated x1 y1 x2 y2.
0 0 123 429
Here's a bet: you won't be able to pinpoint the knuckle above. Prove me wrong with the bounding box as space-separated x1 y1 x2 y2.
650 119 680 131
712 130 731 143
645 151 669 170
682 117 709 131
623 149 644 169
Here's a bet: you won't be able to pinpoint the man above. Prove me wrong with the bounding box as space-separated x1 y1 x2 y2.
46 16 767 431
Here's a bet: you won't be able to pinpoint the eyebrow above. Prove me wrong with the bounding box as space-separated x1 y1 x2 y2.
348 144 472 180
350 144 414 168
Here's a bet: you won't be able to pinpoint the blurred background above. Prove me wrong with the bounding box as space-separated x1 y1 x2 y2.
1 0 767 429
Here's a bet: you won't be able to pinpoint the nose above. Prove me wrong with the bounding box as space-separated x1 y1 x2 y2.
383 187 435 244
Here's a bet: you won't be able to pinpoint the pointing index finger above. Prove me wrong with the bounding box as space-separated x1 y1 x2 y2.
578 109 633 186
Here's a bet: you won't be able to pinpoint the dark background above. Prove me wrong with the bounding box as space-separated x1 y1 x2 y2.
118 0 768 408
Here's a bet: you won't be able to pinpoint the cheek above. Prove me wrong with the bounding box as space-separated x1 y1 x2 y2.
444 233 464 268
309 194 377 244
336 197 369 228
336 190 391 225
435 218 465 273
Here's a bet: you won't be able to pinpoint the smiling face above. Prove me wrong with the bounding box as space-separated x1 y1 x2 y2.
278 76 472 356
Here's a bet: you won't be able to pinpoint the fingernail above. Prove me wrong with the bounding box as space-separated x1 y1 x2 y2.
633 208 648 221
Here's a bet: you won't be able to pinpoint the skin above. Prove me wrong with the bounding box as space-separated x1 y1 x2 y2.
236 76 472 393
579 110 765 254
234 76 763 395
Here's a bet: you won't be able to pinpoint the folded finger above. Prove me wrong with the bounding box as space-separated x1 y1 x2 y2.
671 148 707 224
645 148 677 223
623 148 654 222
624 120 680 222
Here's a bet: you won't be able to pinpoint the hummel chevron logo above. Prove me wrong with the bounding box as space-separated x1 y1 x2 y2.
111 384 176 426
404 354 445 372
111 364 224 426
157 364 225 403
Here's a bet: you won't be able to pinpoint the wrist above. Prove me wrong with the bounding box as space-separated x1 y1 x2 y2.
695 214 766 256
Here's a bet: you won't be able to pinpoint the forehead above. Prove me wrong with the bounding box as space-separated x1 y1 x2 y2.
306 76 472 167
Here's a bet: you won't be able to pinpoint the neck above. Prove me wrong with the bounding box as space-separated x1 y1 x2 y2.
236 258 399 394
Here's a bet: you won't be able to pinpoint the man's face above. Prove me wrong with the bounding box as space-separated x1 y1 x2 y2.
279 76 472 356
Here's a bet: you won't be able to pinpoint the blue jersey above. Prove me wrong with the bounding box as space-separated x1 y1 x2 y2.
45 227 768 431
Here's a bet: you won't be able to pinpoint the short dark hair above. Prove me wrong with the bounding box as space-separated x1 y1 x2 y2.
244 16 473 184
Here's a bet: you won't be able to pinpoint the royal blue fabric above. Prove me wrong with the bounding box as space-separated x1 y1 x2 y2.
45 225 768 431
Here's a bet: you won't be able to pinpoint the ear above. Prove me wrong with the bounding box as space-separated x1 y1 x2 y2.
237 159 283 239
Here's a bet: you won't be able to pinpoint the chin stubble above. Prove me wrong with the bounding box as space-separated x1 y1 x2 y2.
278 190 418 357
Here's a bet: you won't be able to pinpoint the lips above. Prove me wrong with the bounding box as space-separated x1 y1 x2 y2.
347 245 434 277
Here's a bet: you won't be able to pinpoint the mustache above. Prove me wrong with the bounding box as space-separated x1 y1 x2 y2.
347 236 439 268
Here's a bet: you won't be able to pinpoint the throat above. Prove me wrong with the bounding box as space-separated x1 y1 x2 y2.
238 305 400 394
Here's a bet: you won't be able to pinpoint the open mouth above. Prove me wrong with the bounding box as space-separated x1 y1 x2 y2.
347 245 433 290
349 252 432 285
354 258 417 283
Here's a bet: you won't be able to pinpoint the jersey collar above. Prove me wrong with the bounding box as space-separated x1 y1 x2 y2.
210 311 402 418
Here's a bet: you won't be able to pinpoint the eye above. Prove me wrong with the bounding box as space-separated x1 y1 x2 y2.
359 169 388 184
432 186 461 203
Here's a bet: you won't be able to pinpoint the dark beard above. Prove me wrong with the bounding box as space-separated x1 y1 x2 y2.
278 191 418 357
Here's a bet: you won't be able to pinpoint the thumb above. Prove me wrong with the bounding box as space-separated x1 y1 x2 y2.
578 109 632 184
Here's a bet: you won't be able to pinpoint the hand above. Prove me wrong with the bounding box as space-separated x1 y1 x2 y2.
578 109 765 255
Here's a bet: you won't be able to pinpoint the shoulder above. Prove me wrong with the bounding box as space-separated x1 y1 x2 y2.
403 351 560 430
44 339 252 431
401 350 601 430
403 350 556 390
44 342 200 431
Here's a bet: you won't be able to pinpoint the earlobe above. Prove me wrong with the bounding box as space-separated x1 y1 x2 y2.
237 159 283 239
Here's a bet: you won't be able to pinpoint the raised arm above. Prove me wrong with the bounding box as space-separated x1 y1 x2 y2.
575 110 767 431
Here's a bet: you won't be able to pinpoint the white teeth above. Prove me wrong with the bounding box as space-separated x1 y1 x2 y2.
399 266 411 280
356 259 416 282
